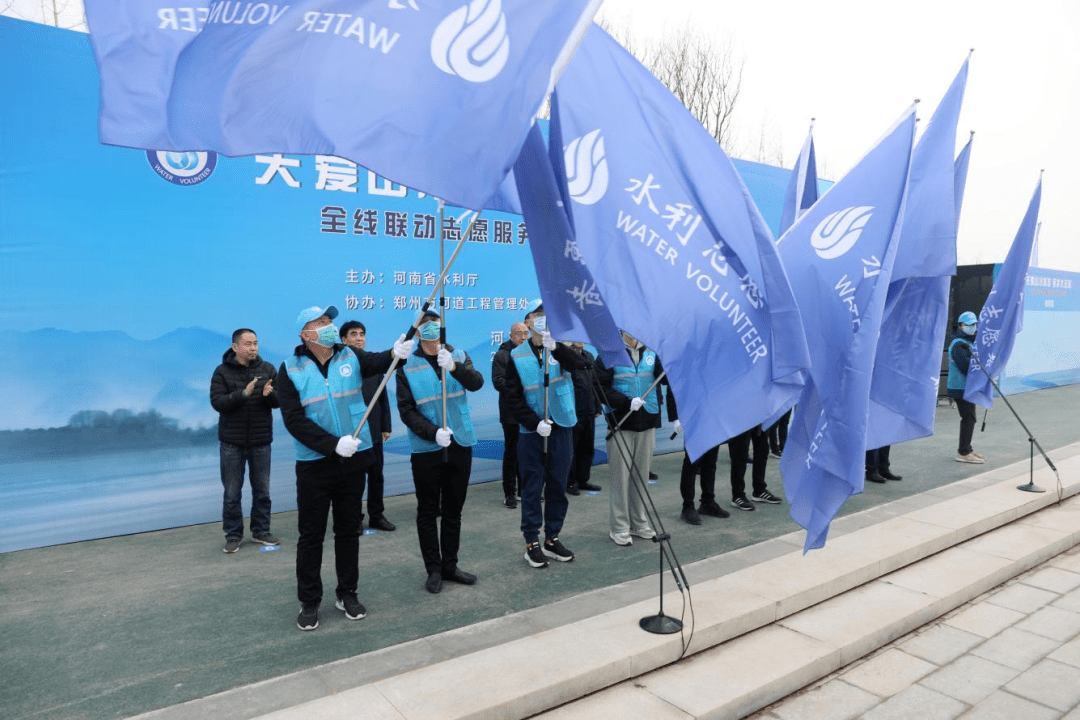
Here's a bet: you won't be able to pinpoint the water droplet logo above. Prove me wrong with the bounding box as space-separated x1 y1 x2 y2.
145 150 217 186
811 206 874 259
430 0 510 83
564 129 608 206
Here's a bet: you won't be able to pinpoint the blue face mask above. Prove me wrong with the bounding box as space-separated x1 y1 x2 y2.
419 321 441 341
531 315 547 333
314 324 339 348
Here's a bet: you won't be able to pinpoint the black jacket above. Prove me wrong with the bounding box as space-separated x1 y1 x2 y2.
567 346 600 418
396 344 484 445
595 347 668 433
210 349 279 447
362 373 392 441
276 343 394 461
502 340 587 431
491 339 518 424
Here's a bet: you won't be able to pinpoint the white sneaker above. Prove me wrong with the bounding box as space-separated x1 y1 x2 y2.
630 526 656 540
971 449 987 460
609 531 633 546
956 452 985 464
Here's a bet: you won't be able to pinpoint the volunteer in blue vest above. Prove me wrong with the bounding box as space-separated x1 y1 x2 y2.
502 300 585 569
596 330 666 546
277 304 413 631
395 310 484 594
947 311 986 464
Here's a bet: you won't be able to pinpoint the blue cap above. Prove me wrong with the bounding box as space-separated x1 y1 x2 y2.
296 305 338 334
523 298 543 319
958 311 977 325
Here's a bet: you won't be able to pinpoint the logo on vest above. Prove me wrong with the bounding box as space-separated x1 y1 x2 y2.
645 355 655 366
146 150 217 186
431 0 510 83
564 129 609 205
811 206 874 259
339 365 353 377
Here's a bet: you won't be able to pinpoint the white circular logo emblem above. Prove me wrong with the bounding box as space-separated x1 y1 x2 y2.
146 150 217 186
811 206 874 259
339 365 353 378
645 355 655 366
431 0 510 83
564 129 609 206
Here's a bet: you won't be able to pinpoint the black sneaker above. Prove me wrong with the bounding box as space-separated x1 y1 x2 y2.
335 593 366 620
699 499 730 518
368 515 397 532
866 469 887 484
543 537 575 562
524 542 549 568
648 471 658 480
503 495 517 509
297 603 319 631
566 484 581 496
751 490 782 504
681 506 702 525
580 482 602 492
223 537 241 554
731 496 755 512
880 469 903 481
252 532 280 546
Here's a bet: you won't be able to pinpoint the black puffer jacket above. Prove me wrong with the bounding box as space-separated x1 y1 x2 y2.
210 349 279 446
491 339 518 425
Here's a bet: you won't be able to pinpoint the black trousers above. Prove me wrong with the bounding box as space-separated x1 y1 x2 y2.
680 445 718 507
865 445 892 472
767 409 792 453
412 443 472 575
362 442 385 518
956 397 977 455
728 429 769 500
500 422 520 498
295 455 368 605
568 416 596 488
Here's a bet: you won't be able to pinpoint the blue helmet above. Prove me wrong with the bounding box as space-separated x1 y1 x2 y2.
958 311 977 325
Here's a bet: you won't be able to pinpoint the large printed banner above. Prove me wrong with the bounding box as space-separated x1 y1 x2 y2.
998 266 1080 394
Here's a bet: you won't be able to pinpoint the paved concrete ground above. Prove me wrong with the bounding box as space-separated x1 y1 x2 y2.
1 385 1077 719
749 545 1080 720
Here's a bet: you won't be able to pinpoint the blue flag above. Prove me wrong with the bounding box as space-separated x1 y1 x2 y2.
866 59 969 449
513 121 631 368
779 124 819 236
954 133 974 223
778 106 916 551
965 178 1043 407
550 25 809 461
84 0 601 210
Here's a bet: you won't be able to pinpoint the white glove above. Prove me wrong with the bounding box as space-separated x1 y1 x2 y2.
335 435 360 457
435 427 453 447
536 420 552 437
437 348 455 371
393 333 414 360
673 419 683 435
541 331 556 351
630 397 645 412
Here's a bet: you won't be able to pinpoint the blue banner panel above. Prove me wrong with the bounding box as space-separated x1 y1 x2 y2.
998 266 1080 394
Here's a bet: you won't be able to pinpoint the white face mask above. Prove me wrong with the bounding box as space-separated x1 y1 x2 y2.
531 315 547 333
961 324 977 336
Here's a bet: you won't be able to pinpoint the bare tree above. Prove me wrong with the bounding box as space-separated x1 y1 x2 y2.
3 0 87 31
599 21 743 154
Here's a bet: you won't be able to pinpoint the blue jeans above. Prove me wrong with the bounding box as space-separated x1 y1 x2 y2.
220 442 272 539
518 425 572 544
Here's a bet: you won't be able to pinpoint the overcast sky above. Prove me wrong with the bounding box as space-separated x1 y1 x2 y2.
6 0 1079 271
598 0 1080 272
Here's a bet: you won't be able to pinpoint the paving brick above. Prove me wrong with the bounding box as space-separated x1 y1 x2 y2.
918 655 1020 705
1004 658 1080 712
1015 605 1080 642
772 680 880 720
958 689 1061 720
1048 636 1080 669
840 648 937 698
860 684 967 720
943 601 1024 638
985 583 1059 614
1021 566 1080 594
899 624 983 666
970 627 1061 671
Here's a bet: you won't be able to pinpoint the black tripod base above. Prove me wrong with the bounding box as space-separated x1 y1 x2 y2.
640 613 683 634
1017 482 1046 493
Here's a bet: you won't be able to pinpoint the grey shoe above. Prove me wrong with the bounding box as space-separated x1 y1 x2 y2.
223 538 241 554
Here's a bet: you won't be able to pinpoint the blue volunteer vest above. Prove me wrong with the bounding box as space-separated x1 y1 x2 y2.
402 350 477 453
947 337 973 391
511 342 577 431
611 349 660 414
285 348 373 461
